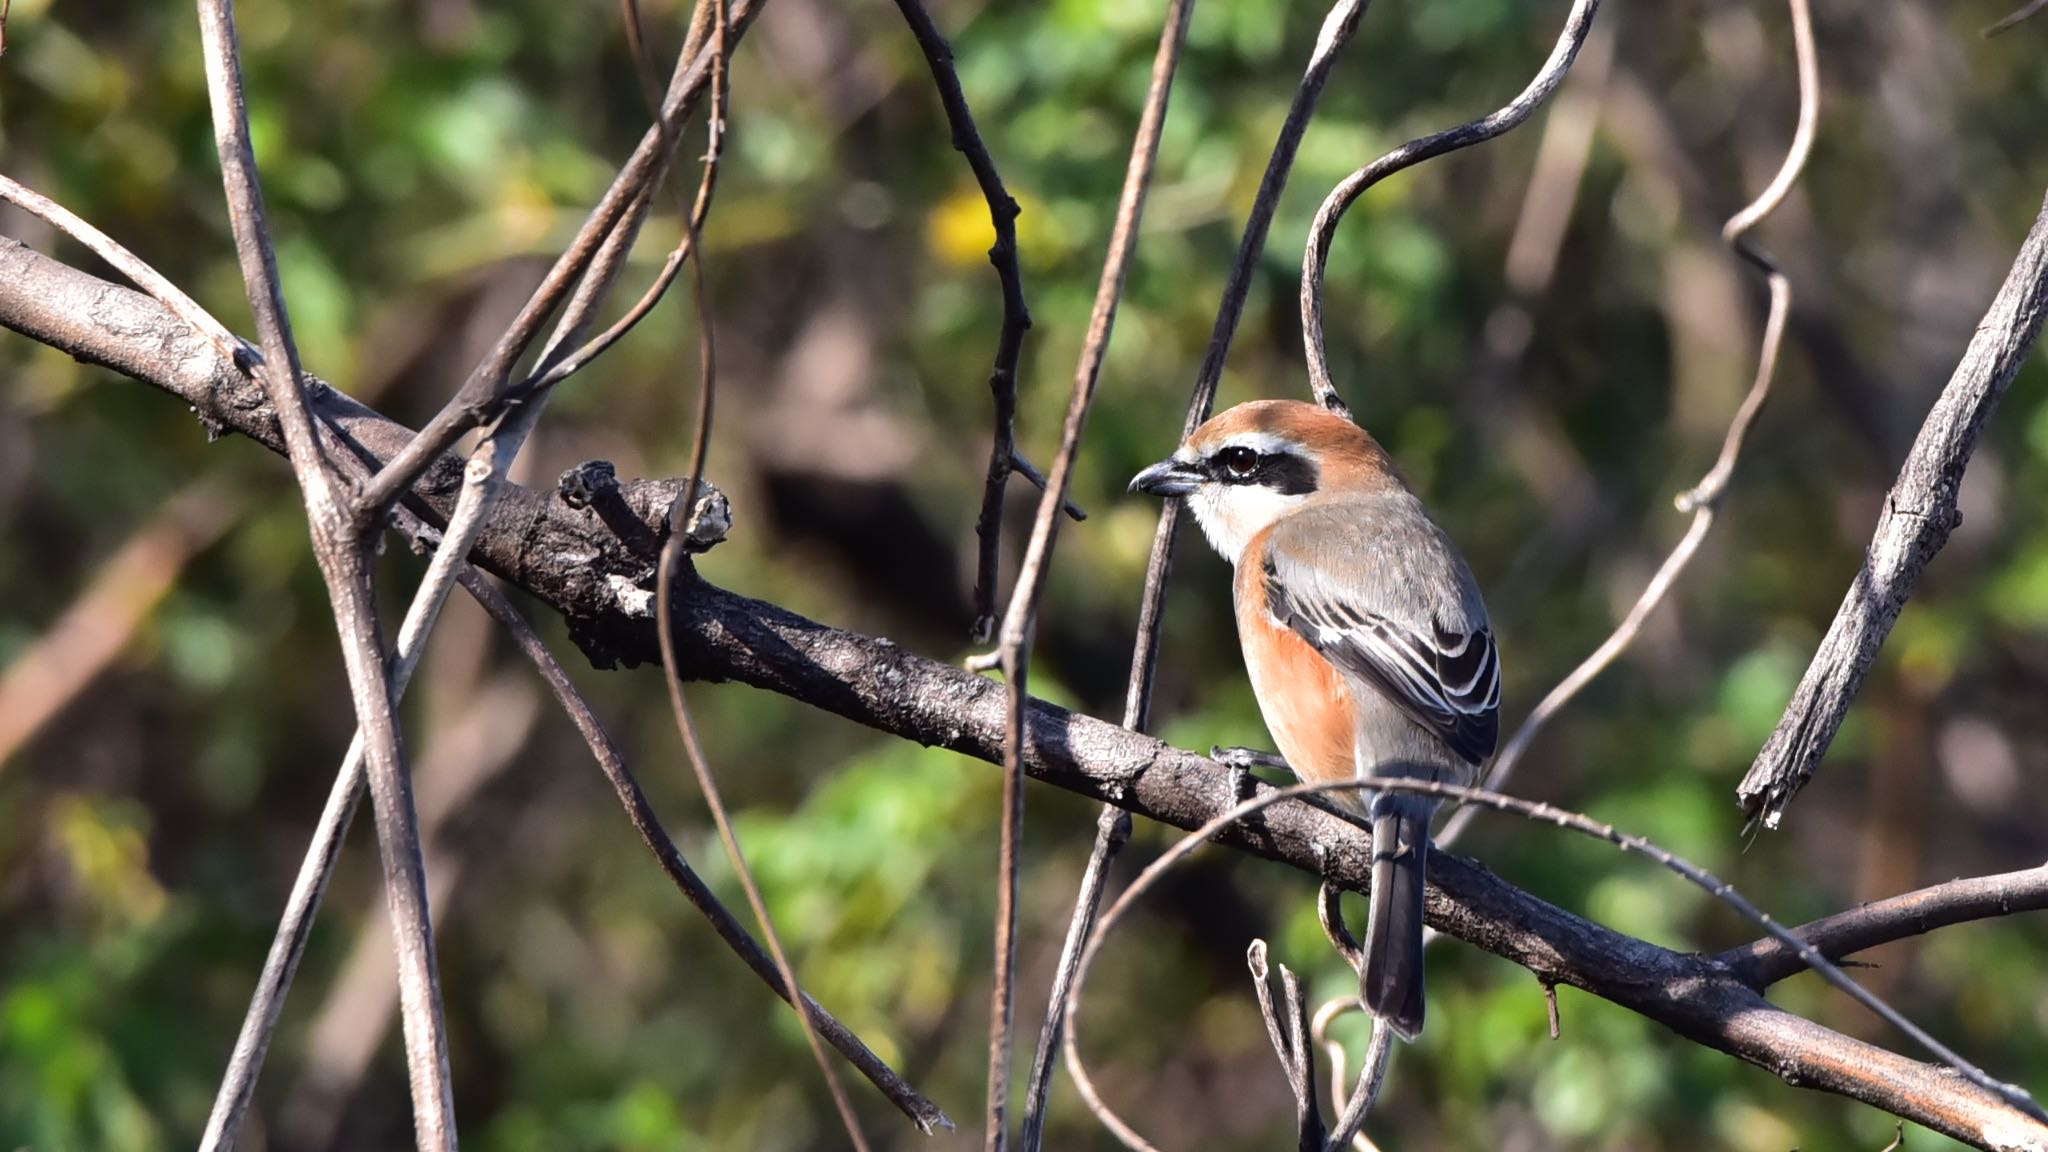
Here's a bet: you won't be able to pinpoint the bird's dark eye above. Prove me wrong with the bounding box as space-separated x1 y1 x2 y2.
1219 446 1259 477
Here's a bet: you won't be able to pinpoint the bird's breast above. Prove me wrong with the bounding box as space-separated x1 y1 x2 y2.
1233 560 1359 797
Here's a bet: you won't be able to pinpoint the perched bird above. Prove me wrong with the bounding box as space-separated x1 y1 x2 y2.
1129 399 1499 1039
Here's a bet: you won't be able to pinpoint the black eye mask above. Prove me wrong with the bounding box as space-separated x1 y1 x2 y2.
1206 447 1319 496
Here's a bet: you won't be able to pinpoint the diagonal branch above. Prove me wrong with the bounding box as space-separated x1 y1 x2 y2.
352 0 766 518
1717 864 2048 990
1739 186 2048 829
1066 776 2039 1146
0 172 254 371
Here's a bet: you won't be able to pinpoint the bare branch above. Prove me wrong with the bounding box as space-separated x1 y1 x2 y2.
1311 998 1378 1152
1321 1022 1391 1152
1983 0 2048 36
1248 941 1326 1152
1717 865 2048 991
657 565 874 1147
1308 881 1387 1152
983 0 1195 1144
885 0 1036 643
642 14 869 1140
1740 187 2048 828
521 0 729 398
1300 0 1601 413
0 172 253 369
1018 799 1127 1148
1006 450 1087 522
198 396 540 1151
194 0 329 490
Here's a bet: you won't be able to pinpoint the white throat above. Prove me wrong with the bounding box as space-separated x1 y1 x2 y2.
1186 483 1307 566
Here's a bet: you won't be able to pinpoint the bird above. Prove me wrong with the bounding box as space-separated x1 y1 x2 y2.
1129 398 1499 1040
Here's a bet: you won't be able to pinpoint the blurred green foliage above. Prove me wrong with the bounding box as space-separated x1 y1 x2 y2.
5 0 2048 1148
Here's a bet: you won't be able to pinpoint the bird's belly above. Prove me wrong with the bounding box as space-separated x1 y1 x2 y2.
1237 602 1359 791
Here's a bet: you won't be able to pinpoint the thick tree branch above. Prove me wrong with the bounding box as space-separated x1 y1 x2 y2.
1740 187 2048 829
2 239 2045 1150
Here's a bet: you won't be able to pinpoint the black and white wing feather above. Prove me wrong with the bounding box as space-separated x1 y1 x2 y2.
1262 503 1501 766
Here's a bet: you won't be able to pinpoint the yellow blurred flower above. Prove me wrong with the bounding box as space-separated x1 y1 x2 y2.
926 185 1062 267
50 794 167 928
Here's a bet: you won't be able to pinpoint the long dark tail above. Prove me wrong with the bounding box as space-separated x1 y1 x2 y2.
1362 793 1434 1041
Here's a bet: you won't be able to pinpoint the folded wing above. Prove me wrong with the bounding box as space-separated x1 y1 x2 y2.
1262 512 1500 767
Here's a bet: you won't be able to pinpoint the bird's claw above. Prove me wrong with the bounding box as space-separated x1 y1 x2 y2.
1211 745 1291 774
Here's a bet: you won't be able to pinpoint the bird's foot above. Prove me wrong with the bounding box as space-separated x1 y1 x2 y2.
1211 745 1292 774
1211 746 1286 803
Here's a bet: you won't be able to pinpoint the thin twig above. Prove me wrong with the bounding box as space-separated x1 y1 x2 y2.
1983 0 2048 36
1065 777 2044 1150
1027 4 1370 1144
886 0 1035 643
273 668 539 1152
455 563 952 1131
194 0 456 1143
517 0 710 394
646 9 867 1141
0 172 254 369
979 0 1194 1144
1441 0 1808 849
522 0 726 397
1300 0 1601 413
1322 1020 1392 1151
193 0 326 487
1311 997 1377 1152
1307 881 1384 1152
657 514 872 1148
1249 941 1326 1152
1017 801 1127 1148
618 0 672 119
1007 450 1088 521
198 422 524 1152
354 0 762 518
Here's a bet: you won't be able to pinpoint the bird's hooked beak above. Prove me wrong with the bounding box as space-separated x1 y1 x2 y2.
1129 456 1203 497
